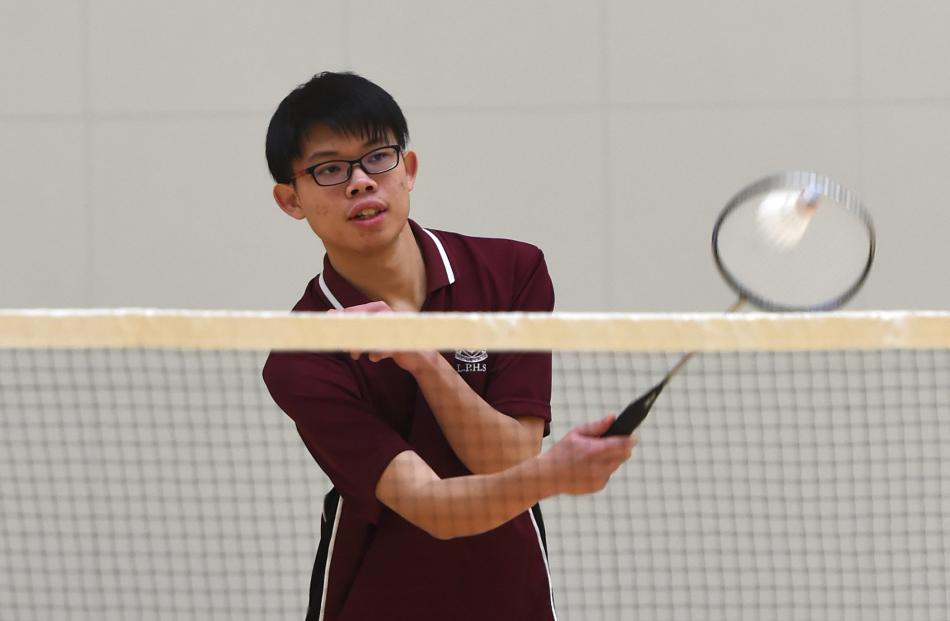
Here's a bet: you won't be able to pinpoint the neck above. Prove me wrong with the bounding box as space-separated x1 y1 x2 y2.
326 224 427 311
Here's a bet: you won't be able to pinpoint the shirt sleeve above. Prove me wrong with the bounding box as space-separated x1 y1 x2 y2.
263 351 413 524
484 246 555 434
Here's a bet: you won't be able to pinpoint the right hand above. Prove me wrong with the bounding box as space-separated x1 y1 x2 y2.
539 416 637 495
331 301 439 374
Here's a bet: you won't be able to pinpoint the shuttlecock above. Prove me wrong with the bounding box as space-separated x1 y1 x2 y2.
755 186 820 250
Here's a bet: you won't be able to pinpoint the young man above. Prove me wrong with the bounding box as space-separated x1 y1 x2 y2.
262 71 636 621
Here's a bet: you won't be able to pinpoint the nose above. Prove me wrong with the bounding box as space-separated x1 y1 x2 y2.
346 164 378 197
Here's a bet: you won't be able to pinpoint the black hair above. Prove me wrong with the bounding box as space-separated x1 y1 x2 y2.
265 71 410 183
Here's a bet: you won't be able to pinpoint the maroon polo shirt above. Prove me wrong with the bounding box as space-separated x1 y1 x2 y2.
263 219 556 621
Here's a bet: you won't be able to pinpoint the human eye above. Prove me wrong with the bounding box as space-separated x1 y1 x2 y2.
363 148 397 172
314 162 343 179
365 150 388 164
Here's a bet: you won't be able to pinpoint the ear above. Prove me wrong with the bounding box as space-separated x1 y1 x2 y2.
273 183 306 220
402 150 418 192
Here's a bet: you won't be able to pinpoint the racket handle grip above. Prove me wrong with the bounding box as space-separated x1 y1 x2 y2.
602 382 665 436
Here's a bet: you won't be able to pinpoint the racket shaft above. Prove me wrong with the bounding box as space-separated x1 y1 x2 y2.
603 298 745 437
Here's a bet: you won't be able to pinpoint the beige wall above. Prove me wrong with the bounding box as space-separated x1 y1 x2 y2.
2 1 948 311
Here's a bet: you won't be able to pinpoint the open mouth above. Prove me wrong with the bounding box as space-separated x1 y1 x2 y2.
350 207 386 221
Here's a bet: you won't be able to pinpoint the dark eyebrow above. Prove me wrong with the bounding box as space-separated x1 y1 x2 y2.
304 138 386 163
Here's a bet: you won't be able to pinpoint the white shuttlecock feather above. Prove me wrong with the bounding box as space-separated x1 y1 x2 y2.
755 187 820 250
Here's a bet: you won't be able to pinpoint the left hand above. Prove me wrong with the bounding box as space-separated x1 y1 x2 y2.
333 301 439 375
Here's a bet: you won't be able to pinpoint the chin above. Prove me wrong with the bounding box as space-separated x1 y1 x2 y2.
352 213 409 250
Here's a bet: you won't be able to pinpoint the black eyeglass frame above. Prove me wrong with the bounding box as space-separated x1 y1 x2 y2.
289 145 403 186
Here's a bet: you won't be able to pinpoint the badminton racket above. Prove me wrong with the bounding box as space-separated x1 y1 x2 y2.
603 171 875 436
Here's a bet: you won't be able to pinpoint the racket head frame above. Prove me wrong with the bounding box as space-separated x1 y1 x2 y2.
711 171 876 312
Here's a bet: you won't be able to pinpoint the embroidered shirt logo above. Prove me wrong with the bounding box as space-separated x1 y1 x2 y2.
454 349 488 373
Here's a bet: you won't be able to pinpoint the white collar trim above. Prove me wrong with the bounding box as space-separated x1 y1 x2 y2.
318 272 344 310
317 227 454 310
421 228 456 285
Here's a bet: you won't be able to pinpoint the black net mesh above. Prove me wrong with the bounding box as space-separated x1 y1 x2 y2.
2 346 948 620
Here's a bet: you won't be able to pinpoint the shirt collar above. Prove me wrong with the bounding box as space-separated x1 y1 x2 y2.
316 219 456 310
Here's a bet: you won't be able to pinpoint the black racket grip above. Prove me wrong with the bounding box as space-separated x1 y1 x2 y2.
601 381 666 436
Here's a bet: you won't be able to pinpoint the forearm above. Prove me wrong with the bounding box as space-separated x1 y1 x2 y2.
377 450 557 540
377 418 637 540
412 355 541 473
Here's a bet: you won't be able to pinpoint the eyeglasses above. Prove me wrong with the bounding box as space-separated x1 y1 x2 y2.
291 145 402 186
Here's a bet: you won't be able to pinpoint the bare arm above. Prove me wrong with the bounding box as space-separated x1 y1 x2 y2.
340 301 546 474
375 416 636 540
402 352 544 473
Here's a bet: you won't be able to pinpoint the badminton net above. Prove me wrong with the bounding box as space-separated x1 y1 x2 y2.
1 309 948 620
